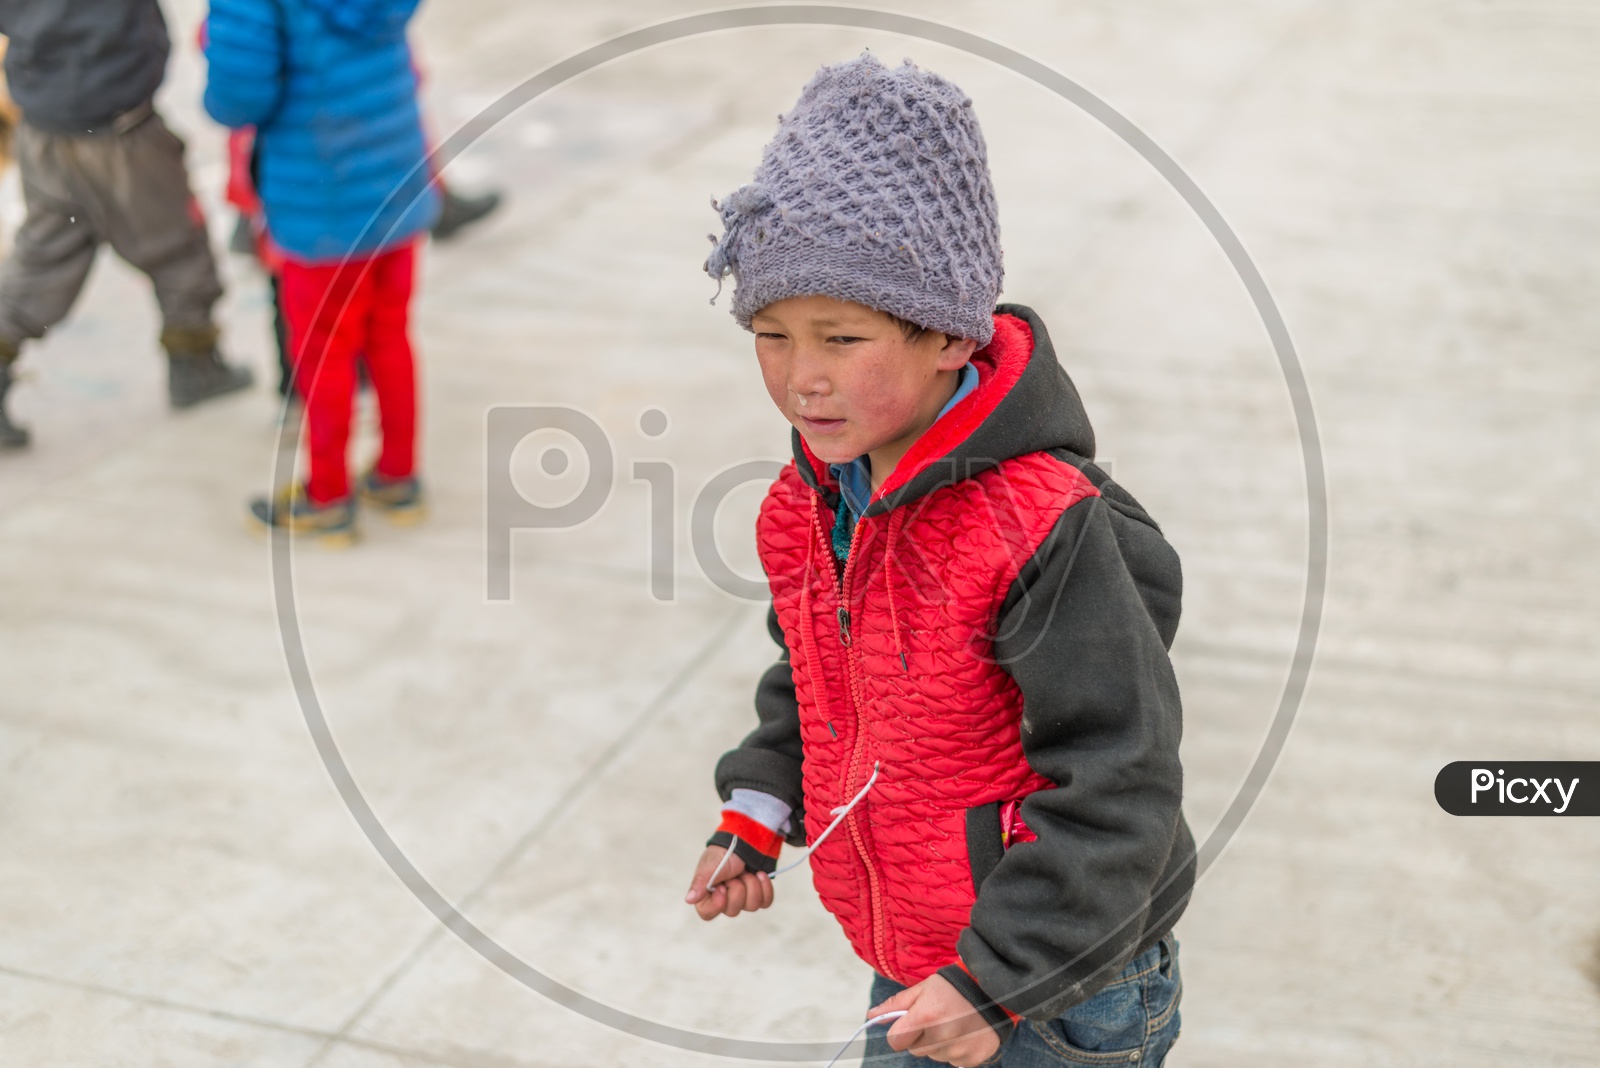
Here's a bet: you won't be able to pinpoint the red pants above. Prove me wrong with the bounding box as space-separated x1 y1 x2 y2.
280 243 418 504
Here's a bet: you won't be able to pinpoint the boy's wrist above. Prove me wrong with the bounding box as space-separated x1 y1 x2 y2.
935 963 1018 1044
707 789 795 876
706 825 779 875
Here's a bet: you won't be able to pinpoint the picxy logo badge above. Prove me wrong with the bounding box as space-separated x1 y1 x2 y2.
1434 762 1599 816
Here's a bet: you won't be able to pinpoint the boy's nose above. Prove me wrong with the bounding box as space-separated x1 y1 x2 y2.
787 364 830 398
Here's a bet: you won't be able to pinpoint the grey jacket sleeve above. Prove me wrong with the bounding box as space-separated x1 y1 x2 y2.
953 489 1194 1020
713 603 807 846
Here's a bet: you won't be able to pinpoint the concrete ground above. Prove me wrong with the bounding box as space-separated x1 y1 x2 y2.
1 1 1597 1065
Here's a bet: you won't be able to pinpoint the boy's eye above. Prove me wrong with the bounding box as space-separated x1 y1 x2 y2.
828 335 866 345
755 332 786 341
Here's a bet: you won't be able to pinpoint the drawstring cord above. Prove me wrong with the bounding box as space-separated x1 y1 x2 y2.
824 1010 909 1068
704 838 736 887
773 761 880 879
708 762 882 886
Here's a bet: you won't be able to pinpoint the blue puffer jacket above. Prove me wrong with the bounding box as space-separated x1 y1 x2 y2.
203 0 438 262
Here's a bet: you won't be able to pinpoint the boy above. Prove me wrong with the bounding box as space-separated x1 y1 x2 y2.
204 0 438 543
684 57 1194 1067
0 0 254 449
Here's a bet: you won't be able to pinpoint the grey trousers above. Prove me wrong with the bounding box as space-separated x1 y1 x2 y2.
0 108 223 354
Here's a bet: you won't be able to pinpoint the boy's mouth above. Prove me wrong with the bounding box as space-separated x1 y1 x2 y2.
797 415 847 434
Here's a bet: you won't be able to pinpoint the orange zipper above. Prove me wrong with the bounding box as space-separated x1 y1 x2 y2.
826 502 898 983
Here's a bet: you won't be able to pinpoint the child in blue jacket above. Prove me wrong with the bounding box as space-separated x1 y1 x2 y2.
205 0 439 542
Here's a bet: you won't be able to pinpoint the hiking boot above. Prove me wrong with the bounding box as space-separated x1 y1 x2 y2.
358 469 426 524
431 187 502 241
0 359 29 450
164 325 254 409
248 484 358 547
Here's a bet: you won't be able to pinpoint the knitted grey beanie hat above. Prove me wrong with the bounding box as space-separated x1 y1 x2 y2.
704 54 1002 344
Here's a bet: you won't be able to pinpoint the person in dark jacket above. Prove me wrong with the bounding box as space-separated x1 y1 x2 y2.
204 0 439 543
0 0 253 449
683 58 1193 1068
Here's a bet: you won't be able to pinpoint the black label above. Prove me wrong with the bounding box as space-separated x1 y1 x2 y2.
1434 762 1600 816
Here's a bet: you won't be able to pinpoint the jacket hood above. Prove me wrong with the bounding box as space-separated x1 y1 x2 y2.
792 304 1097 515
304 0 421 40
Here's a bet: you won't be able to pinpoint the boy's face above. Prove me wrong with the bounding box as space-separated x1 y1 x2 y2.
751 295 978 473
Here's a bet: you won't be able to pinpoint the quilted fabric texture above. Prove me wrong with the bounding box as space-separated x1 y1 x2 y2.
704 54 1003 344
757 450 1098 985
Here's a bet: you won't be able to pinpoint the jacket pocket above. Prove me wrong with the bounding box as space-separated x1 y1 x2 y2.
965 802 1005 893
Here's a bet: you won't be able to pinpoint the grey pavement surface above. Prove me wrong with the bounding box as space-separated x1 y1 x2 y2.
0 1 1597 1065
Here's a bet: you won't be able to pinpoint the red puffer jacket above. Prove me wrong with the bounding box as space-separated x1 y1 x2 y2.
761 419 1082 983
717 306 1195 1020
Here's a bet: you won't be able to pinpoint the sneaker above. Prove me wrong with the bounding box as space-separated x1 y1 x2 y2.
168 346 255 409
358 470 426 525
248 484 358 547
0 361 29 450
431 187 502 241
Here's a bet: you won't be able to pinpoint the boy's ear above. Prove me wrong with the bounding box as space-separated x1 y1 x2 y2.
936 334 980 371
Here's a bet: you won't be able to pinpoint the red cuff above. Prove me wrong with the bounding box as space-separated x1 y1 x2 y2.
716 811 784 859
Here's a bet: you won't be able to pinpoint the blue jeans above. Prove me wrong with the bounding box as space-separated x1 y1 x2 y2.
862 936 1181 1067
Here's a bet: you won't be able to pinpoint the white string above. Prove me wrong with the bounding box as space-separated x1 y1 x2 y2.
772 762 880 880
823 1010 907 1068
705 838 736 888
704 764 880 901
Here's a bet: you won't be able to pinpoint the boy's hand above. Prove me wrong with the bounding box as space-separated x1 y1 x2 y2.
684 846 774 921
869 974 1002 1067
